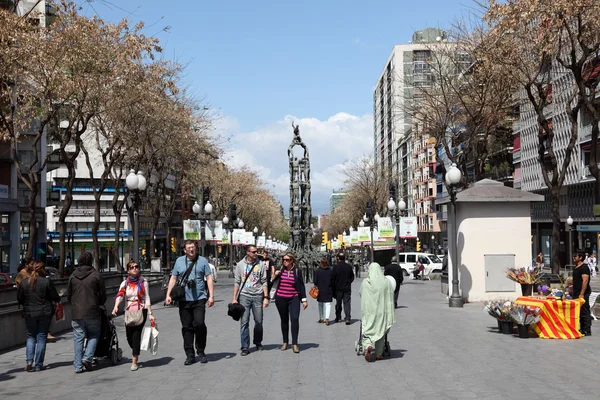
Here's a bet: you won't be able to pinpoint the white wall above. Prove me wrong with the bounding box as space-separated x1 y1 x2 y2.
448 202 532 302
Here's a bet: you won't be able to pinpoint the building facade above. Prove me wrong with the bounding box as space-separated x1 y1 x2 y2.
373 28 449 220
0 1 54 273
329 190 347 214
516 62 600 263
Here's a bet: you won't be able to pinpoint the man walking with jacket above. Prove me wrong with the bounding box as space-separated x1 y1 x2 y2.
384 256 404 308
332 253 354 325
67 252 107 373
232 245 269 356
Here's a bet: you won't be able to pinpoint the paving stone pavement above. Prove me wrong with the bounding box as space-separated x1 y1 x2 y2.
1 276 599 400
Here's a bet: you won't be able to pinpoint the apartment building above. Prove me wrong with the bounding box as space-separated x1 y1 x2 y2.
329 190 347 214
373 28 448 219
0 1 55 273
517 62 600 262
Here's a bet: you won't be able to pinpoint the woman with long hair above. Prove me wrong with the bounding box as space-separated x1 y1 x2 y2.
314 257 333 325
360 263 396 362
271 252 307 353
17 261 60 372
112 260 154 371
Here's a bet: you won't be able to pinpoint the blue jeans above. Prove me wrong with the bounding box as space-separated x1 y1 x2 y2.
239 294 263 350
25 317 52 370
72 318 101 371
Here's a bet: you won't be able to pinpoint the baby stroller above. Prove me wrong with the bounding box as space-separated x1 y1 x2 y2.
354 321 391 357
89 306 122 366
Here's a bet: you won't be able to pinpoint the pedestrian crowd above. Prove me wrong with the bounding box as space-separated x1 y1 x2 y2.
16 241 405 372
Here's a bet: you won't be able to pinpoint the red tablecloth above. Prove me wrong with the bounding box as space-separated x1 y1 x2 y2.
514 297 584 339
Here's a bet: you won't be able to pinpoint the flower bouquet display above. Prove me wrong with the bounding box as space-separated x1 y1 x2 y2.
508 305 541 338
484 301 515 334
506 267 541 296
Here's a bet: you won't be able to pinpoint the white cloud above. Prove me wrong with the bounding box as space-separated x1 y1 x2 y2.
220 113 373 215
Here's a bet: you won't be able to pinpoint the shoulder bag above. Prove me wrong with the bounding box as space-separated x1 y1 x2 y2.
309 286 319 299
171 259 197 302
227 265 254 321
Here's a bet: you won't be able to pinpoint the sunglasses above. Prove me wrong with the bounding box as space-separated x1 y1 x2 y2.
128 265 139 270
282 258 291 262
248 250 257 254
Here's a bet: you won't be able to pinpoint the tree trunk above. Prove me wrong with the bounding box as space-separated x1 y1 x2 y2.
26 184 38 259
91 198 101 269
550 186 561 274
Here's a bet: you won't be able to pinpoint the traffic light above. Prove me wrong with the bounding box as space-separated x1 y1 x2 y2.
366 201 373 221
141 246 146 256
338 234 343 244
171 237 176 253
322 232 328 244
416 240 421 252
202 186 210 207
230 203 237 221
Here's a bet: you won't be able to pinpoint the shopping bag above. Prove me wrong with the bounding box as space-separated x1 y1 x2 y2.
140 326 152 352
150 321 159 355
55 303 65 322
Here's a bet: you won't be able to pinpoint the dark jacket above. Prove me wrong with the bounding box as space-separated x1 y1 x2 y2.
17 277 61 319
332 262 354 293
384 263 404 290
314 267 333 302
272 266 307 300
67 265 107 320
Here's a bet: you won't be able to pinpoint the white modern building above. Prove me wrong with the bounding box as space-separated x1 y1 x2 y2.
45 129 133 268
373 28 449 220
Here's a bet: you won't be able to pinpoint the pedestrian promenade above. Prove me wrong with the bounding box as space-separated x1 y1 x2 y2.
1 277 599 400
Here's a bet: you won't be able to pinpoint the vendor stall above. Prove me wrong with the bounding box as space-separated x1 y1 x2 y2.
514 297 584 339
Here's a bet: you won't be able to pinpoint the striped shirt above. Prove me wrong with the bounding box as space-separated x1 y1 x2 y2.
276 269 298 298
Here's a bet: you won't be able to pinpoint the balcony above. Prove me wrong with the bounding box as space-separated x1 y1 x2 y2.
582 163 600 178
513 150 521 163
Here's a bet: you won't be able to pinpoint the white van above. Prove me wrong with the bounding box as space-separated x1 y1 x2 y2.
397 253 443 276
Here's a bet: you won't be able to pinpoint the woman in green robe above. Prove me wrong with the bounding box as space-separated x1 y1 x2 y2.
360 262 396 361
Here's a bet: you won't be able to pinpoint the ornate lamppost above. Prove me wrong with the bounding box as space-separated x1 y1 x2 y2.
125 170 147 263
388 196 406 265
446 163 464 308
193 198 213 257
253 226 259 246
567 216 573 267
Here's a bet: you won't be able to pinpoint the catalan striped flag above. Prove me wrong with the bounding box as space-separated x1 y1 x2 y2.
514 297 584 339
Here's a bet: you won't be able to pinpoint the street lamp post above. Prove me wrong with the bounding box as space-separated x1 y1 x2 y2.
223 203 239 278
567 216 574 268
364 202 375 262
388 196 406 265
446 163 463 308
193 199 213 257
253 226 259 246
126 170 147 263
431 234 435 254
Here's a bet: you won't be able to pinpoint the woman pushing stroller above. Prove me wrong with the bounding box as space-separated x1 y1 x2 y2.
360 263 396 362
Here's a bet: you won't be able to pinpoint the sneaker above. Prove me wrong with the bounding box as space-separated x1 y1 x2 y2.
241 349 249 356
35 366 47 372
198 352 208 364
75 369 84 374
256 345 264 351
184 356 196 365
82 360 93 371
130 364 139 371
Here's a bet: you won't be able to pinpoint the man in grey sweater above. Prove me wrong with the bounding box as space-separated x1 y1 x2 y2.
231 245 269 356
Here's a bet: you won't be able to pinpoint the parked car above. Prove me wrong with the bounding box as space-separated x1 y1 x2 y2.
397 253 443 276
0 272 13 289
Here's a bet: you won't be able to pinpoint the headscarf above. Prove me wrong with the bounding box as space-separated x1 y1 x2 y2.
360 263 396 346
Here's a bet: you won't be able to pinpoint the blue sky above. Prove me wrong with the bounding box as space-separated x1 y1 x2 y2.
79 0 471 214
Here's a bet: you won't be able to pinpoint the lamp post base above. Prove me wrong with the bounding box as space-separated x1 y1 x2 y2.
449 296 464 308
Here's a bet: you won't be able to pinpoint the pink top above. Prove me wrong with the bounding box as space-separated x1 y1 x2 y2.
117 279 150 311
276 269 298 298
